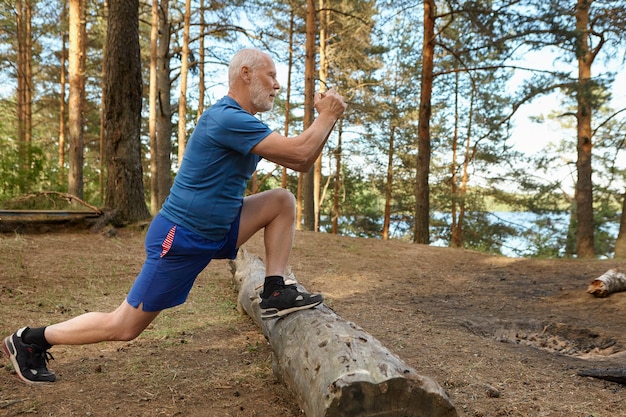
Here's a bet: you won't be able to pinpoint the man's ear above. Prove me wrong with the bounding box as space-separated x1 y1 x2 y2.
240 66 252 83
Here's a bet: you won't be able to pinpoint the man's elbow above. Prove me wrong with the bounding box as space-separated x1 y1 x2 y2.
287 150 316 172
290 158 314 172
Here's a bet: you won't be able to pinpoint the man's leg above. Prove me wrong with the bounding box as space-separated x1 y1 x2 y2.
237 188 296 275
44 300 160 345
3 300 159 384
237 188 322 318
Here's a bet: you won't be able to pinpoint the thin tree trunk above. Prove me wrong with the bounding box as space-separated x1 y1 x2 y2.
99 1 108 201
176 0 191 167
413 0 435 244
458 89 474 248
282 8 295 190
296 172 303 230
15 0 26 149
58 0 68 186
450 72 460 248
24 0 32 146
302 0 316 231
68 0 85 199
332 119 343 235
16 0 33 193
614 192 626 259
156 0 173 208
149 0 159 214
574 0 595 258
16 0 26 150
314 0 329 232
382 124 395 240
454 79 475 249
197 0 205 120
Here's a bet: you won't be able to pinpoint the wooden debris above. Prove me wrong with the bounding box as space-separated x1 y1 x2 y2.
0 209 102 233
578 367 626 385
586 268 626 297
231 248 458 417
0 191 104 233
5 191 103 214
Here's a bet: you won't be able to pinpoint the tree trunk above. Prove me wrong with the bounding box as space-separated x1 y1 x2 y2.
16 0 26 148
16 0 33 192
149 0 159 215
302 0 317 231
282 8 295 189
413 0 435 244
156 0 173 209
332 119 343 235
103 0 150 223
99 1 108 201
176 0 191 167
59 0 68 187
196 0 205 121
296 172 303 230
382 125 395 240
450 72 460 248
574 0 595 258
24 0 32 147
231 249 458 417
314 0 329 232
456 84 474 249
614 192 626 259
68 0 85 199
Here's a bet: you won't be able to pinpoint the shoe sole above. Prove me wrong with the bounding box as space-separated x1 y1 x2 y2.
261 299 323 319
2 336 53 385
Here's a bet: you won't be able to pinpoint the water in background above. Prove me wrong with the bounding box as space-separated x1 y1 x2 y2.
432 211 620 258
321 212 620 258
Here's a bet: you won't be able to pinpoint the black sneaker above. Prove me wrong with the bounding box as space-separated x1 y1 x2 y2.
3 327 56 384
260 284 323 319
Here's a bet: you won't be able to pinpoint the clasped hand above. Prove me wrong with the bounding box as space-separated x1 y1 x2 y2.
314 89 347 119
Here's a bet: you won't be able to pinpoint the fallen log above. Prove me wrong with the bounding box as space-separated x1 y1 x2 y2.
231 248 458 417
0 210 102 233
578 367 626 385
586 268 626 297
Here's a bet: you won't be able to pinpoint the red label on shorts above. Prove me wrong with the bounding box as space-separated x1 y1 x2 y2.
160 225 176 257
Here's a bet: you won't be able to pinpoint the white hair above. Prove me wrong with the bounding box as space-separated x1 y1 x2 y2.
228 49 271 86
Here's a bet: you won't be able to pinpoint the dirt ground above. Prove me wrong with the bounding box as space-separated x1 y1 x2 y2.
0 227 625 417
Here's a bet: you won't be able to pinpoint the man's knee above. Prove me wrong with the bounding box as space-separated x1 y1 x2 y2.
273 188 296 211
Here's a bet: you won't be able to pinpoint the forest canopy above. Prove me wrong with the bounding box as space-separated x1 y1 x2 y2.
0 0 625 259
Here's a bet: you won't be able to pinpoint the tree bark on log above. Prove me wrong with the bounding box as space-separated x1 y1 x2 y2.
586 268 626 297
230 248 458 417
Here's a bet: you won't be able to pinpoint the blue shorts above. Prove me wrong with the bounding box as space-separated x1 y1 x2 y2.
126 212 241 312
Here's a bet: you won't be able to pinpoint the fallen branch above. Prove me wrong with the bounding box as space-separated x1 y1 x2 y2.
586 268 626 297
231 248 458 417
7 191 103 214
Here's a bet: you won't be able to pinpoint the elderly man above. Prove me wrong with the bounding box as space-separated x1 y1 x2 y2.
3 48 347 384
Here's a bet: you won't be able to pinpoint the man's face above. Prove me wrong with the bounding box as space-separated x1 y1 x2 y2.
249 56 280 113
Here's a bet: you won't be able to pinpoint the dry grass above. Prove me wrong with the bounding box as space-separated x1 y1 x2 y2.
1 229 625 416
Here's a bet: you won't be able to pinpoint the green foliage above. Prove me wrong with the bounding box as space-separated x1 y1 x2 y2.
518 213 570 258
317 165 383 238
0 138 50 203
0 0 624 259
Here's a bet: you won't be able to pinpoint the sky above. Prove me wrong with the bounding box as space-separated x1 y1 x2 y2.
502 51 626 194
510 59 626 155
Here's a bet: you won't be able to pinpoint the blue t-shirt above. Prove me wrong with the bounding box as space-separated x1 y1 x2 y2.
160 96 272 240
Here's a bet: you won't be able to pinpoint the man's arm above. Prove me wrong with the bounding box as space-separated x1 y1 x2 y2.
251 89 346 172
